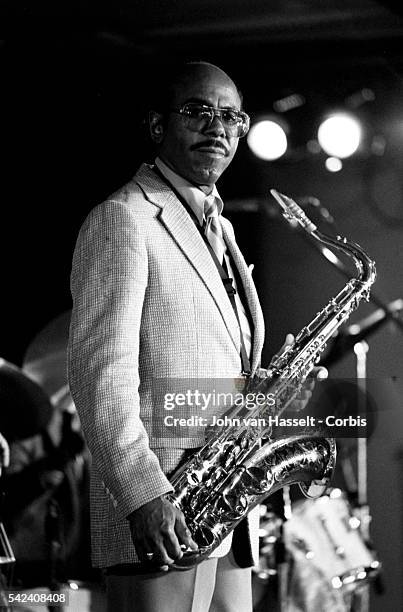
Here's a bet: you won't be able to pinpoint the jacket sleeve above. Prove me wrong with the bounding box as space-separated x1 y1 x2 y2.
67 199 173 520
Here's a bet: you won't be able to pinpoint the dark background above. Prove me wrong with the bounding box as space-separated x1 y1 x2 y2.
1 2 403 609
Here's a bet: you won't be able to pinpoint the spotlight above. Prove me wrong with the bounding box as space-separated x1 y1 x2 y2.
247 119 288 161
317 113 362 158
325 157 343 172
273 93 306 113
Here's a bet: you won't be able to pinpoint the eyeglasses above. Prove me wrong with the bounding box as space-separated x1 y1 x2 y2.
170 103 250 138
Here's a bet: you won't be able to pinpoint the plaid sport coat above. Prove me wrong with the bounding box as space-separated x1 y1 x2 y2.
68 163 265 567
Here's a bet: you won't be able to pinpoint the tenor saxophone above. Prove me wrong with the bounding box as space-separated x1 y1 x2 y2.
167 190 376 569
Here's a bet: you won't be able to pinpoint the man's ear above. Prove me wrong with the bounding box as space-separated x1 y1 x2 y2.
149 111 165 144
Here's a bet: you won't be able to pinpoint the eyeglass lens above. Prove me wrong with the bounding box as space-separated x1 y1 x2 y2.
182 105 249 137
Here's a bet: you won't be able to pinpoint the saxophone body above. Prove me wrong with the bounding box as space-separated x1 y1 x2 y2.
167 190 376 569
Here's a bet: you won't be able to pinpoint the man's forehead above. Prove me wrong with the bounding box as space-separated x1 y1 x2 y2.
172 68 241 108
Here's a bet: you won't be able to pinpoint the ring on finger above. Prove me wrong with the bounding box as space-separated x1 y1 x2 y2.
146 552 154 561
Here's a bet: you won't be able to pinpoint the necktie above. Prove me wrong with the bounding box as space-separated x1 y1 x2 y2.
204 195 225 265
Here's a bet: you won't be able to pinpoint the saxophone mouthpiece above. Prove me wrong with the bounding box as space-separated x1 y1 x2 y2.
270 189 317 234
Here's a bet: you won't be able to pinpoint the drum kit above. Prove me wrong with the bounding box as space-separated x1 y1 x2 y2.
0 310 106 611
253 486 382 612
252 299 403 611
0 307 389 612
251 309 396 612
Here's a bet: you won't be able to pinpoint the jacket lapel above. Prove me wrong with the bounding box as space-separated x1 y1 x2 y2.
135 164 241 353
221 221 265 374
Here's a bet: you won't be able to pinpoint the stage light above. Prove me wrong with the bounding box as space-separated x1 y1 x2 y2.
273 93 306 113
317 113 362 158
247 119 288 161
325 157 343 172
69 582 79 590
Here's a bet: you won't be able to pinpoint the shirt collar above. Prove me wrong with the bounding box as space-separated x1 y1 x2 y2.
155 157 223 226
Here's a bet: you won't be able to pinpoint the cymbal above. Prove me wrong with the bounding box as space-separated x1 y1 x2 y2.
23 310 72 402
0 358 53 442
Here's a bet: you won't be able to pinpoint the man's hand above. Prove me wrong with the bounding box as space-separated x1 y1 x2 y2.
278 334 328 411
128 495 198 571
260 334 328 412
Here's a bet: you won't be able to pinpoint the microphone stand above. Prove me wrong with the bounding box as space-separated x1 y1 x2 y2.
352 341 371 612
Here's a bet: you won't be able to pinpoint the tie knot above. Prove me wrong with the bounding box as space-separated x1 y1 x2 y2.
204 195 219 219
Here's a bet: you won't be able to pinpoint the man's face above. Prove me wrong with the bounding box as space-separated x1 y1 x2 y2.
155 66 242 186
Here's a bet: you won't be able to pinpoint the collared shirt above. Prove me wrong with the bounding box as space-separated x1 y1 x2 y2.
155 157 252 361
155 157 223 223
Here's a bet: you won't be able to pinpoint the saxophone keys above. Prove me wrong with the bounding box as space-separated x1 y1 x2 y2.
221 492 248 518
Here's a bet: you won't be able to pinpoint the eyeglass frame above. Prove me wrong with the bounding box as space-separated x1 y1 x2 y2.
169 102 250 138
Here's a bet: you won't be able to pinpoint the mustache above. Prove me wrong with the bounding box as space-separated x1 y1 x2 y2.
191 139 229 154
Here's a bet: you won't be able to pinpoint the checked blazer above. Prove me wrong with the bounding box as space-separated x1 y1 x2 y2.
67 163 265 568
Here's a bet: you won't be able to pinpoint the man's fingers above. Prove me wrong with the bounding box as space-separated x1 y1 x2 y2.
137 526 178 565
272 333 295 363
139 532 175 567
134 539 152 564
160 522 183 561
284 333 295 347
128 496 198 568
279 333 294 354
175 515 198 551
314 366 328 380
304 378 315 392
292 366 328 411
297 389 312 402
154 536 176 566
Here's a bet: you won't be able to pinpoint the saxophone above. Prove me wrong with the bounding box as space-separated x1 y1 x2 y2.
167 190 376 570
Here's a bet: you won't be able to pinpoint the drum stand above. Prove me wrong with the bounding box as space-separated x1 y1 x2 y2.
278 486 292 612
45 496 64 612
0 466 16 612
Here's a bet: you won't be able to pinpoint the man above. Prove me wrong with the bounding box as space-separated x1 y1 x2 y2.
68 61 285 611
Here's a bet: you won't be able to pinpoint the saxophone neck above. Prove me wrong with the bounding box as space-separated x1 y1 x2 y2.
271 189 376 291
312 228 376 289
